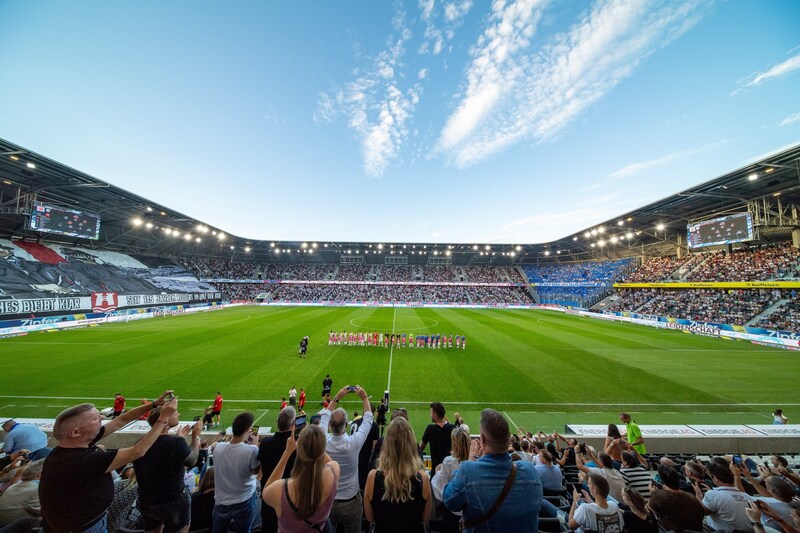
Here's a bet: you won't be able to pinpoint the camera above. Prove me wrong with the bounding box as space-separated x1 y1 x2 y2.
347 386 357 392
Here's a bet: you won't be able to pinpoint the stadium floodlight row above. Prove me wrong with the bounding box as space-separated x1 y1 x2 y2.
1 137 799 265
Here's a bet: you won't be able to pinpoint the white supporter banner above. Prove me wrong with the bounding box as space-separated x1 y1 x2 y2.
687 425 765 436
744 425 800 436
565 424 704 437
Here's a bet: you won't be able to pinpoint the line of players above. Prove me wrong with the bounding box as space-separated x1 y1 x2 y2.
327 330 466 349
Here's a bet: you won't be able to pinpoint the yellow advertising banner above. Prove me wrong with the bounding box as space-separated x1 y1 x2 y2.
614 281 800 289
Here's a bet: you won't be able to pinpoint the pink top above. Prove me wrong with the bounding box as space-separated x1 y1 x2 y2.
278 464 338 532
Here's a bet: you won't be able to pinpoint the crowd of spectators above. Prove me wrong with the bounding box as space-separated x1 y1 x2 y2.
624 255 701 283
8 393 799 533
524 258 636 284
183 260 525 284
686 244 799 282
259 284 532 305
607 288 780 325
752 293 800 332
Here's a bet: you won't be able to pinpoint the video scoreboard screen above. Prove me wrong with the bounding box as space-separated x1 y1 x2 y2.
687 212 753 249
28 201 101 240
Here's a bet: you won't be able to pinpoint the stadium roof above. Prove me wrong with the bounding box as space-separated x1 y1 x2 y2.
1 137 799 265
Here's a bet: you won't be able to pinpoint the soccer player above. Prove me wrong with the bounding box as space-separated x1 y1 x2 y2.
112 393 125 418
212 392 223 427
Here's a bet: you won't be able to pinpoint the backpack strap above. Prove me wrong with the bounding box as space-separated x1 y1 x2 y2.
460 462 517 531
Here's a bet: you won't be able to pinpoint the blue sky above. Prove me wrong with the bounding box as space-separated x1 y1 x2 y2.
1 0 799 245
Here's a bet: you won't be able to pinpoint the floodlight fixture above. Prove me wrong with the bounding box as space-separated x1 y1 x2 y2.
218 233 226 240
26 162 36 169
598 240 605 246
245 246 251 252
9 155 19 161
626 232 633 239
302 242 307 248
485 245 491 250
509 251 515 257
230 245 234 250
184 234 191 240
145 222 153 229
312 243 317 248
544 250 550 256
748 173 758 181
146 206 153 212
445 250 451 256
610 236 618 243
195 237 201 243
598 227 605 233
132 218 143 226
591 229 597 236
473 245 478 250
573 236 578 241
656 223 665 231
590 243 596 248
377 244 384 250
617 220 624 226
270 242 275 247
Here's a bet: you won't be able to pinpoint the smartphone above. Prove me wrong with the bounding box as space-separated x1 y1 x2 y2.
167 393 176 401
252 425 260 436
295 415 307 438
732 455 743 466
651 475 664 490
192 415 201 422
347 386 357 392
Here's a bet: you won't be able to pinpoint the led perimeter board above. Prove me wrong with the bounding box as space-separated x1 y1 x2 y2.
687 212 753 249
28 201 101 240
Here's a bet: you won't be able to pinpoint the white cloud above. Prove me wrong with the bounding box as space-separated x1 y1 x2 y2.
315 22 422 177
780 112 800 127
418 68 429 80
609 140 728 179
437 0 712 167
748 53 800 87
419 0 473 55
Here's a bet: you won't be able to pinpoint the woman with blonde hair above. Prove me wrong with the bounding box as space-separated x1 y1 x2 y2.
364 417 431 533
262 425 340 532
431 426 471 533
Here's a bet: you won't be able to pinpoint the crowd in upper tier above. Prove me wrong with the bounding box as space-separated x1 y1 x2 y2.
183 261 525 284
219 283 532 305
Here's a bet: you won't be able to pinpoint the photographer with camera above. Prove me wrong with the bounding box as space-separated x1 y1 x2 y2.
320 385 373 533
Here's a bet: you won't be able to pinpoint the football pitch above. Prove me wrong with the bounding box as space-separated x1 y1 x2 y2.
1 306 798 436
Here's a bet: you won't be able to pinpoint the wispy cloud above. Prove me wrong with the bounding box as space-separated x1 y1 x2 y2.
437 0 712 167
748 54 800 87
780 112 800 127
609 140 728 179
733 53 800 96
419 0 474 55
314 12 422 177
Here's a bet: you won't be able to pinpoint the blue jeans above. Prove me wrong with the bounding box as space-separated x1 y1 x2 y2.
213 490 258 533
82 514 108 533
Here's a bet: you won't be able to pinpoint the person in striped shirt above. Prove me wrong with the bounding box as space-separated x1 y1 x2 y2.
620 451 652 501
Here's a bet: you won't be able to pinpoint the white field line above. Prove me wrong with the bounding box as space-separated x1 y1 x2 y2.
0 395 798 408
503 411 519 431
386 307 397 393
253 409 271 425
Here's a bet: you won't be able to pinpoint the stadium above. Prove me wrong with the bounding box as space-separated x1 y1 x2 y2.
2 2 800 532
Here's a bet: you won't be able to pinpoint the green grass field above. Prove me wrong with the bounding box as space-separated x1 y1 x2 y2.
1 306 798 437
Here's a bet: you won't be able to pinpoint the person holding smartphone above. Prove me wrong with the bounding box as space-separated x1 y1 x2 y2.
258 406 298 533
320 385 373 533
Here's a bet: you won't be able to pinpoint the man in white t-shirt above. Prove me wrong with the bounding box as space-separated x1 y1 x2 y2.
695 461 754 532
213 412 261 532
569 473 624 533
